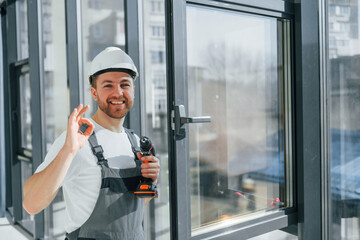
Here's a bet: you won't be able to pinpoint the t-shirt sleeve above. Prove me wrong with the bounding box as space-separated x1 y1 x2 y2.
35 131 67 174
34 131 81 185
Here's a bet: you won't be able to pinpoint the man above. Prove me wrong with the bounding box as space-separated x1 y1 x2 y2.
23 47 160 240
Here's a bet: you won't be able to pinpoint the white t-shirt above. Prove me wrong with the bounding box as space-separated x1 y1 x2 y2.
35 120 139 233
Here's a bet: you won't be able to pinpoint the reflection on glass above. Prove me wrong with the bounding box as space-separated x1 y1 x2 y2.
16 0 29 60
81 0 125 117
328 1 360 239
187 6 291 231
143 0 169 239
20 73 32 150
42 0 68 151
41 0 68 238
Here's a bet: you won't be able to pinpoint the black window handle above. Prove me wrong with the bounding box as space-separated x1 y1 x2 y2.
180 116 211 124
174 105 211 140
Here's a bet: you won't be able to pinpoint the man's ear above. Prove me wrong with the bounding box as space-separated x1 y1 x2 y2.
91 87 98 101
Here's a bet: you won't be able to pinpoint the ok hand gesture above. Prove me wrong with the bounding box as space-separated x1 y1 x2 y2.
64 104 95 153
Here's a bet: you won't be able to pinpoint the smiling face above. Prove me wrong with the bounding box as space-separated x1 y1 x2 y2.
91 71 135 119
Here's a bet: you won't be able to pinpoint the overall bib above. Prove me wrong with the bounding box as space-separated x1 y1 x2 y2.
65 128 145 240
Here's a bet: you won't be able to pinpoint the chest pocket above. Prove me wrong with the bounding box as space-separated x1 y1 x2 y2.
99 160 143 193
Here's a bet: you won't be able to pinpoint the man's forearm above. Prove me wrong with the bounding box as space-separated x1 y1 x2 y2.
22 146 76 215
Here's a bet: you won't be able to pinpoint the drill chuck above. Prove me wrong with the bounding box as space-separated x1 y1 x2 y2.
140 136 155 156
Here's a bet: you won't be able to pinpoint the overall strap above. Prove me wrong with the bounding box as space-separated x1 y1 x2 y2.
88 132 108 165
124 128 140 158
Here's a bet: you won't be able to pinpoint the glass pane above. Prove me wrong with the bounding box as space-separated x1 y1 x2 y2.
248 229 297 239
19 73 32 150
142 0 170 239
20 160 34 233
16 0 29 60
42 0 69 152
81 0 125 117
328 1 360 239
41 0 69 238
186 6 291 232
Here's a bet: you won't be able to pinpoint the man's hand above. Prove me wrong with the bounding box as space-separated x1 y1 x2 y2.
63 104 95 153
136 153 160 184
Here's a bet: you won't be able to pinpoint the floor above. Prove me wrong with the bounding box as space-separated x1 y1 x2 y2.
0 217 30 240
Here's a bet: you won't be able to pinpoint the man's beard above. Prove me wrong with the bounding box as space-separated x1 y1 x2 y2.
97 98 132 119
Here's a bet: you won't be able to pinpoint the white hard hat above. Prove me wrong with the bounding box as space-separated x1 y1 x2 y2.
88 47 138 84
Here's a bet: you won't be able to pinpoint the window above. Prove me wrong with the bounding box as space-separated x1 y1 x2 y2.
12 63 34 234
81 0 126 117
142 0 170 239
329 5 336 15
19 72 32 150
339 22 349 32
327 1 360 239
151 1 163 13
16 0 29 60
330 5 351 16
40 0 69 238
90 0 100 9
154 98 166 112
339 6 350 16
92 25 103 38
337 39 349 47
151 26 165 38
153 73 166 88
185 4 293 234
151 50 165 63
330 37 336 46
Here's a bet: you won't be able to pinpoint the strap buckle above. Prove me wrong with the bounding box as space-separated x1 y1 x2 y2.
92 145 104 155
97 158 108 165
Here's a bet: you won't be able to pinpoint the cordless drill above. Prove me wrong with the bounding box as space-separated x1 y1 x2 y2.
134 136 159 198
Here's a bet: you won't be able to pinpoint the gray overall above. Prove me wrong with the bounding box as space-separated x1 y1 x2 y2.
65 128 145 240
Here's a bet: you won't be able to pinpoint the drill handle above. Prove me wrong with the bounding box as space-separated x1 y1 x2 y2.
140 151 156 183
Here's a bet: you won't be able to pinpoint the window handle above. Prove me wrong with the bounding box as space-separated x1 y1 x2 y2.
180 116 211 124
174 105 211 140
